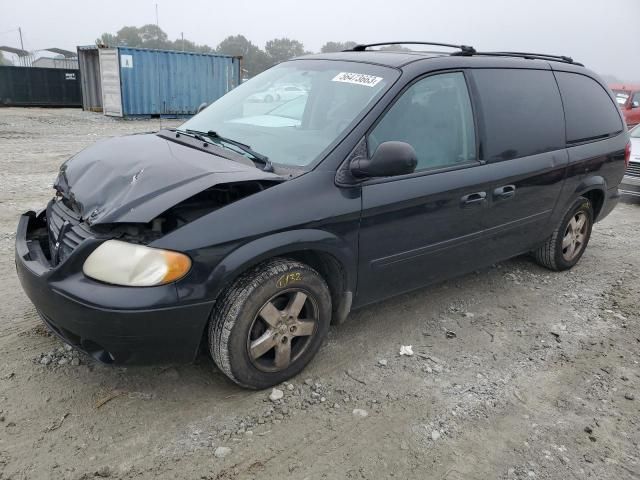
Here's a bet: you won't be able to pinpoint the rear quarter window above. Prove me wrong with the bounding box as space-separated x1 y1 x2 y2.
555 72 623 143
472 69 565 161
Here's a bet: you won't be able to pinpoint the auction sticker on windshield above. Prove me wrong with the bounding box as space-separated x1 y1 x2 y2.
332 72 383 87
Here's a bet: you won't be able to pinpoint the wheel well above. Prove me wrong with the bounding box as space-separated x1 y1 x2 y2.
284 251 347 321
582 189 604 220
197 250 349 357
213 250 348 317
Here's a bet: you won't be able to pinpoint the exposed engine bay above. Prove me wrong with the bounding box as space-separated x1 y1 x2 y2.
28 180 278 266
89 179 278 243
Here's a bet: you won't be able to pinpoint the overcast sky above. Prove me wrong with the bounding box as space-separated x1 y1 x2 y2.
2 0 639 81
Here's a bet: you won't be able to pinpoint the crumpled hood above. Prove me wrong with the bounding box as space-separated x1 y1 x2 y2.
54 133 282 225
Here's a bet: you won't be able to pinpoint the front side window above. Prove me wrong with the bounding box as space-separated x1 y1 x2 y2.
555 72 623 143
368 72 476 171
181 60 397 168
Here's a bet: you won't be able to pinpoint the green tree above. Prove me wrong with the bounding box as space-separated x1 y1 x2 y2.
95 32 117 47
265 38 305 64
378 45 411 52
171 38 214 53
216 35 271 77
96 25 190 50
138 24 171 49
320 41 358 53
115 26 143 47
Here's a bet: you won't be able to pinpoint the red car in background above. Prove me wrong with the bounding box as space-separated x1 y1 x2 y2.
611 83 640 128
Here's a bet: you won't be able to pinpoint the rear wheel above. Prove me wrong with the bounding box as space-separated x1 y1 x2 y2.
533 196 594 271
209 258 331 389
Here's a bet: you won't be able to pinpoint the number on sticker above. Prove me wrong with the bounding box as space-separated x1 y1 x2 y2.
277 272 302 288
332 72 383 88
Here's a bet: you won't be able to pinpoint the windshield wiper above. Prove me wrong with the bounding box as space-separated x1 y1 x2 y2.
175 129 206 142
184 129 274 172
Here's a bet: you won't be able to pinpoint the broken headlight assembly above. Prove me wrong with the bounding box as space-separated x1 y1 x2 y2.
82 240 191 287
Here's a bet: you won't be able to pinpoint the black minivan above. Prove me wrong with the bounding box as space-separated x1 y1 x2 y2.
16 43 630 388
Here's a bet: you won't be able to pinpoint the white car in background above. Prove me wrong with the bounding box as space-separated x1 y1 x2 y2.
230 95 307 128
621 124 640 200
248 84 308 103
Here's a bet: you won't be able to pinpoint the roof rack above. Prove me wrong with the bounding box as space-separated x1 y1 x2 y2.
347 42 476 56
344 42 583 66
477 51 583 66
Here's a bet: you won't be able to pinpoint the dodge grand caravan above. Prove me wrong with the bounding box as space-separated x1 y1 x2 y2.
15 42 630 389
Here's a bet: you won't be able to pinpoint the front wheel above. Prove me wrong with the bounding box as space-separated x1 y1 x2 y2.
209 258 331 389
533 196 594 271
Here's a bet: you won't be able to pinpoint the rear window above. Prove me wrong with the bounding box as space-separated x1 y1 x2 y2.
472 69 565 161
555 72 623 143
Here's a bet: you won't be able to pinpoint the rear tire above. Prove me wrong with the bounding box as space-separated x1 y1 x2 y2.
533 196 593 271
209 258 331 389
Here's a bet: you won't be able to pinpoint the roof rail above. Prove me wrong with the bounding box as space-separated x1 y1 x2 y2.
344 42 583 66
347 42 476 56
476 51 583 66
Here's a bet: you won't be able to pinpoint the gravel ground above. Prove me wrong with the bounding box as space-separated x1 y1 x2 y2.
0 108 639 480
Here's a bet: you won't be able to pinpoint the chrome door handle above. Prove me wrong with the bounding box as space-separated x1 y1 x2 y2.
461 191 487 207
493 185 516 200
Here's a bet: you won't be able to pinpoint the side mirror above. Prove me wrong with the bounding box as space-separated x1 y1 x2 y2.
350 141 417 178
196 102 208 114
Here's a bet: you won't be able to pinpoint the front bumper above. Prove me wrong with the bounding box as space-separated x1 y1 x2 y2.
620 174 640 199
15 212 213 364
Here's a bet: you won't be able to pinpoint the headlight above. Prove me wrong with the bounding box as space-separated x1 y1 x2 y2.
83 240 191 287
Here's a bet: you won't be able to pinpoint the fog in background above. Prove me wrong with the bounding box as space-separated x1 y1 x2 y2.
2 0 639 81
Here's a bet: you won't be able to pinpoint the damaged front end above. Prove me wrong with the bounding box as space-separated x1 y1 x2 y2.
29 179 280 268
28 132 285 267
16 132 287 364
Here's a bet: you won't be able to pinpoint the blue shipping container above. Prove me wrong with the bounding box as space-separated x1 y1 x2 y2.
98 46 241 117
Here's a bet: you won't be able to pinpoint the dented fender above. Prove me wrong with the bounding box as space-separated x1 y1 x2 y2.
215 229 354 300
173 228 358 305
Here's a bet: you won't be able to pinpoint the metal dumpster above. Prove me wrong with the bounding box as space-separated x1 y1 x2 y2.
0 66 81 107
85 46 241 117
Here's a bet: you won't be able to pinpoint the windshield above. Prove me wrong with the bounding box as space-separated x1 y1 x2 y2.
613 90 630 106
180 60 397 168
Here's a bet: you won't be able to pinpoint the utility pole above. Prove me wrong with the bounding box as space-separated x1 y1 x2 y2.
18 27 26 66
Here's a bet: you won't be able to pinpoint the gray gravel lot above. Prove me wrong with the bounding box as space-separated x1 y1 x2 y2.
0 108 639 479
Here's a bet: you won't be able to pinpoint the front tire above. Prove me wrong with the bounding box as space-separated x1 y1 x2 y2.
209 258 331 389
533 196 594 271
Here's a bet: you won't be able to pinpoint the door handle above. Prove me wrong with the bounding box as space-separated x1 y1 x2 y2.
460 191 487 207
493 185 516 200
